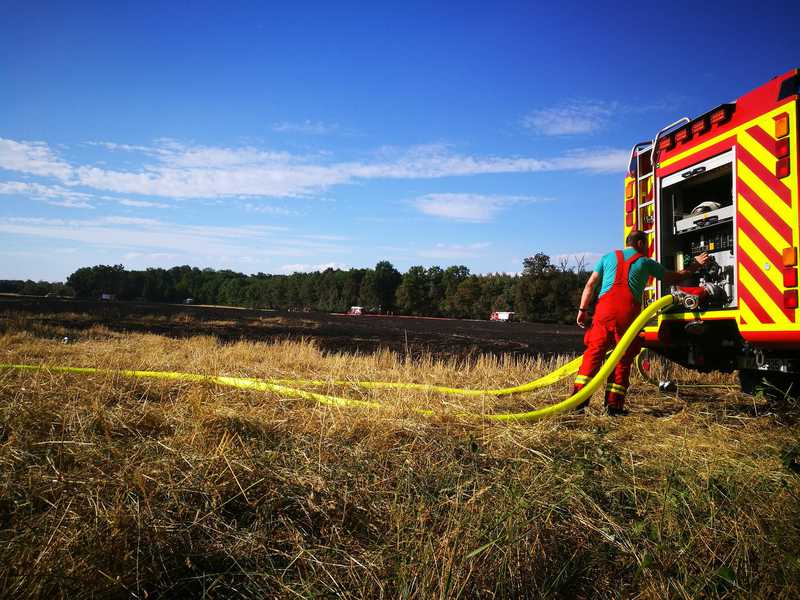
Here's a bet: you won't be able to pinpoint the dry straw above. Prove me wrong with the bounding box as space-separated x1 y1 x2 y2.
1 311 799 598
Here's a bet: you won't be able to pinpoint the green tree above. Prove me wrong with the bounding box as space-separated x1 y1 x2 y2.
396 266 430 315
440 265 470 316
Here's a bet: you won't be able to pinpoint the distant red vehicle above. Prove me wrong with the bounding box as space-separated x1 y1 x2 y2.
490 311 515 322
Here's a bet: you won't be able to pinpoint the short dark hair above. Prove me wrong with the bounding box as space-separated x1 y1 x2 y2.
626 230 648 247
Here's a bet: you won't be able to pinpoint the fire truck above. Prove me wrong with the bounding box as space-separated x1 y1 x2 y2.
626 69 800 394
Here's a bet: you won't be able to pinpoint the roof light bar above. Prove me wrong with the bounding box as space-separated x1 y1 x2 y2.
710 106 733 125
674 128 692 144
691 118 710 136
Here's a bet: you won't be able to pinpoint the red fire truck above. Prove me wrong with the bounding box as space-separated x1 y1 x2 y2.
625 69 800 394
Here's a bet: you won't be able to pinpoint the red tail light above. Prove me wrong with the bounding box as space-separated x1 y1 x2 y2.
783 289 798 309
784 268 798 288
625 199 634 213
776 137 790 158
626 213 634 227
776 157 791 179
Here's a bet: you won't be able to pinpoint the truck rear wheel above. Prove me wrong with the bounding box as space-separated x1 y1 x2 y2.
738 369 800 400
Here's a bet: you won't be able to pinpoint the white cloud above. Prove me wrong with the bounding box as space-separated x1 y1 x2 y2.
0 181 95 208
280 262 348 273
0 216 349 262
0 137 628 201
0 139 73 179
414 193 548 222
124 251 179 261
416 242 492 260
243 203 297 216
522 100 617 136
101 216 161 226
86 141 158 154
43 198 95 209
118 198 170 209
272 120 341 135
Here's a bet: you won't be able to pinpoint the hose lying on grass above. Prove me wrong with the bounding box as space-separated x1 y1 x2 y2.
1 295 675 421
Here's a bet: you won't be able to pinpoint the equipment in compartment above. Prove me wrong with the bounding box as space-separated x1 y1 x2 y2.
659 151 737 310
675 204 734 233
674 227 736 308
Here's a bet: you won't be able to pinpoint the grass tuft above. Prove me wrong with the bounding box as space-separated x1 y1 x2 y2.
1 313 799 598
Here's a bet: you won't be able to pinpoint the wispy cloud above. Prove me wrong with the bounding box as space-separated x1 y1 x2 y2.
414 193 549 223
243 203 298 216
0 137 628 201
123 251 180 261
0 216 348 263
416 242 492 260
0 139 73 178
86 141 159 154
118 198 170 209
280 262 348 273
272 120 342 135
0 181 95 209
522 100 617 136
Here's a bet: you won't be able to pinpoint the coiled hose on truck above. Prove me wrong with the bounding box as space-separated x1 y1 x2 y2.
1 295 676 422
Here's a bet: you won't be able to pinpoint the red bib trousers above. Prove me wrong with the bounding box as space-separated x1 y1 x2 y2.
573 250 643 410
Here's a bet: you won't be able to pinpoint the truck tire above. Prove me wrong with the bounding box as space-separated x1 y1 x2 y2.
738 369 800 400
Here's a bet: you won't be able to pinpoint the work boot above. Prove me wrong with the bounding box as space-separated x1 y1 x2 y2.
572 384 589 412
603 390 627 416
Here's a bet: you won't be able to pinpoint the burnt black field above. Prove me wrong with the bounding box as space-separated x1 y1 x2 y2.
0 295 584 360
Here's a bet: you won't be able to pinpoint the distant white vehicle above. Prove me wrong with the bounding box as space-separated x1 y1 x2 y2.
346 306 364 316
100 293 116 301
183 298 194 304
490 311 515 322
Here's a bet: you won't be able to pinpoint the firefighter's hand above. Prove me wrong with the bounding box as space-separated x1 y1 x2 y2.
577 310 589 328
692 252 710 269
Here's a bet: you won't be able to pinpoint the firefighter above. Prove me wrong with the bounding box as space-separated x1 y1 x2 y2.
573 230 709 415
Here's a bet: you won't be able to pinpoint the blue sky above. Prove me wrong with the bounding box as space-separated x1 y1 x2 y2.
2 1 799 281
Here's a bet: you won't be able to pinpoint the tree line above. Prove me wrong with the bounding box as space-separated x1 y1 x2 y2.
2 253 591 323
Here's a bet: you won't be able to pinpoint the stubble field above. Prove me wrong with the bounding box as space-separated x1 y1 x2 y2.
1 298 799 599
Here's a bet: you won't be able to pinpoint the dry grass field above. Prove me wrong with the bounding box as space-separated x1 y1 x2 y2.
1 310 800 599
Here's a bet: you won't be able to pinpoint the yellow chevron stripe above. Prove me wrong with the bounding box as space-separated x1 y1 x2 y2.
739 298 761 325
738 194 791 252
739 263 790 324
737 160 793 224
738 229 783 290
739 128 784 174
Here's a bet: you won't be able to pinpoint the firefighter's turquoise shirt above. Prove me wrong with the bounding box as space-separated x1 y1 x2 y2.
593 247 666 300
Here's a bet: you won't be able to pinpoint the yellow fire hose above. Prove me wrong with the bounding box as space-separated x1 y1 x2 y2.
1 295 676 421
267 353 584 397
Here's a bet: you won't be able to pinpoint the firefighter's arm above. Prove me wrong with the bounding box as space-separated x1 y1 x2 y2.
577 271 600 328
662 252 710 285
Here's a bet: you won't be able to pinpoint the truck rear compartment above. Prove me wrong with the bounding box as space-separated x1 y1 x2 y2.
658 150 737 310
